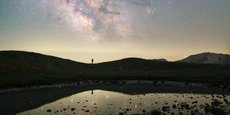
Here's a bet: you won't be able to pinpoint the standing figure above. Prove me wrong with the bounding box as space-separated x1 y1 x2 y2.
91 58 94 64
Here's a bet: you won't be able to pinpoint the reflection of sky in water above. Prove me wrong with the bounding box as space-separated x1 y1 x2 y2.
18 90 230 115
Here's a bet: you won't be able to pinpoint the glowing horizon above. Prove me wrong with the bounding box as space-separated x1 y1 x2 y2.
0 0 229 63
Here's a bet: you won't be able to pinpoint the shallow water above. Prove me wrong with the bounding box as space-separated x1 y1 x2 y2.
17 89 230 115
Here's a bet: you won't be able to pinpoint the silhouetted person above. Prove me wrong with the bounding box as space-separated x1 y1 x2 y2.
91 58 94 64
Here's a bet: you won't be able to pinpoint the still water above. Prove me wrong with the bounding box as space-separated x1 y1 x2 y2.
18 90 229 115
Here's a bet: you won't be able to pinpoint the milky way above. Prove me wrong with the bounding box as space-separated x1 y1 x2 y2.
52 0 123 40
0 0 229 62
48 0 156 40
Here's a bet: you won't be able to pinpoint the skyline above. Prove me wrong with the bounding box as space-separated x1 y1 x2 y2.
0 0 230 63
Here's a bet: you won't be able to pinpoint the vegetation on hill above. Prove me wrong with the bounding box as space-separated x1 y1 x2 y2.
0 51 230 88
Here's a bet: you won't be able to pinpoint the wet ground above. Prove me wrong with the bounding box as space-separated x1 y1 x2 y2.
18 90 230 115
0 81 229 115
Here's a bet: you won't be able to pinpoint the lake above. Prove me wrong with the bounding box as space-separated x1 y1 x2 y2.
16 83 229 115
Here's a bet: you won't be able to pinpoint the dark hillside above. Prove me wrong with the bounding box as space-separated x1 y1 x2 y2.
0 51 230 88
0 51 88 87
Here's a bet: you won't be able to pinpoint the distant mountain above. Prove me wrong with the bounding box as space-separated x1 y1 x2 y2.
0 51 230 88
152 58 168 62
179 52 230 64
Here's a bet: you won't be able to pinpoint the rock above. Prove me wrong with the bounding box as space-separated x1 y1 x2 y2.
85 110 90 112
192 101 198 104
150 110 162 115
172 104 177 109
71 108 75 111
181 102 190 110
46 109 51 112
162 106 170 112
211 99 223 106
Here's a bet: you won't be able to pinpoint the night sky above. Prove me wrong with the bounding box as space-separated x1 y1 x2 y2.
0 0 229 63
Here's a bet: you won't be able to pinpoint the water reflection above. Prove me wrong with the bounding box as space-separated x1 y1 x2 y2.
18 90 229 115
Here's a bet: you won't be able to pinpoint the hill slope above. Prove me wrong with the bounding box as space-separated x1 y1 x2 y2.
0 51 230 88
0 51 88 87
179 52 230 64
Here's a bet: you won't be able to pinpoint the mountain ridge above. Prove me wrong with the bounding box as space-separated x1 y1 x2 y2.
1 50 229 64
0 50 230 88
179 52 230 64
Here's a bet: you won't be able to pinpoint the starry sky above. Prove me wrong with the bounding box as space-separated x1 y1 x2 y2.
0 0 230 63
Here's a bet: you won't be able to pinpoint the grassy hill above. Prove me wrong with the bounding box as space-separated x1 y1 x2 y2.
0 51 230 88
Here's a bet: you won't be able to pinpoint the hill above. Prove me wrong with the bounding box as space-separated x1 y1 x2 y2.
0 51 88 88
0 51 230 88
179 52 230 64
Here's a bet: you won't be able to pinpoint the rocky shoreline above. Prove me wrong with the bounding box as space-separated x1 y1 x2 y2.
0 80 229 94
0 81 230 115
